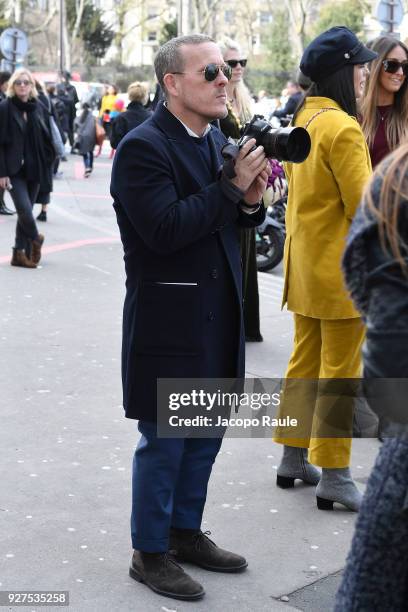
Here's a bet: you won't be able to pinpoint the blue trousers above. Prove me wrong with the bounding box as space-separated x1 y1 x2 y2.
131 420 223 552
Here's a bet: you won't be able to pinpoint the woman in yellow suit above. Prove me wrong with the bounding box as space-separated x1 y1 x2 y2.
274 27 378 511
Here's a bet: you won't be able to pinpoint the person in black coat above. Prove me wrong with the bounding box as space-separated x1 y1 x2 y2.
270 79 302 122
109 81 151 149
111 34 268 602
56 71 78 148
0 69 54 268
35 81 56 222
336 142 408 610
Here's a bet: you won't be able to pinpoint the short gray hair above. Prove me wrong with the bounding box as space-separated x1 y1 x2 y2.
154 34 214 94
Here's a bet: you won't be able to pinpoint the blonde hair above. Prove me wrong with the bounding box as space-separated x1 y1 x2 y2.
219 38 253 123
7 68 38 99
364 140 408 273
361 36 408 151
127 81 149 104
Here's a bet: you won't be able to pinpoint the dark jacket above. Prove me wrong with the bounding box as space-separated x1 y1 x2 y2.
109 101 151 149
75 110 96 154
343 169 408 429
271 91 303 120
337 167 408 612
110 102 265 421
0 97 54 192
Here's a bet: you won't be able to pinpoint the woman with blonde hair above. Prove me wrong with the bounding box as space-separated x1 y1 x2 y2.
0 68 54 267
109 81 151 150
218 38 263 342
360 35 408 168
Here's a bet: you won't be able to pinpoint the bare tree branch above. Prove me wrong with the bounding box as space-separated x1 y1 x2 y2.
26 5 58 35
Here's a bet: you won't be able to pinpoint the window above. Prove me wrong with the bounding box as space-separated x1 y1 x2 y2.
224 10 235 24
260 11 272 25
148 31 157 41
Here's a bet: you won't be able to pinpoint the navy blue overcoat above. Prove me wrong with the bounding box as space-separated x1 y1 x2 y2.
110 102 264 421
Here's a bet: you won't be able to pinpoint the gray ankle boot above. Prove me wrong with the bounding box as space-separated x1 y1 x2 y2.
276 446 321 488
316 467 363 511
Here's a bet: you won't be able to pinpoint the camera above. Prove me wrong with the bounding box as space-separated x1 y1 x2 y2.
234 115 311 163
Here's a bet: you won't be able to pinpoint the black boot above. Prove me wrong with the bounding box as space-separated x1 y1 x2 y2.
170 528 248 573
36 210 47 222
0 201 14 215
129 551 204 601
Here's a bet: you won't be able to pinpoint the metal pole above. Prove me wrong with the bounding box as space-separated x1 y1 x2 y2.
59 0 64 75
12 30 17 71
390 0 394 32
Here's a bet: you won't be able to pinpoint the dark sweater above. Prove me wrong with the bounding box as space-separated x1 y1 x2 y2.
369 105 392 168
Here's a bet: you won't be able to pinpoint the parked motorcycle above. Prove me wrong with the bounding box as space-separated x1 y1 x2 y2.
255 196 286 272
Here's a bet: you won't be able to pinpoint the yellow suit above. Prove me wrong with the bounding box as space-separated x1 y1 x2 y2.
275 97 371 467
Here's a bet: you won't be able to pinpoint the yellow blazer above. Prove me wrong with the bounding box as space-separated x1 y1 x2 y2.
282 97 372 319
99 94 118 117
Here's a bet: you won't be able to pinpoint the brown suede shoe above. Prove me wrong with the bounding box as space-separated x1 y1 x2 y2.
10 248 37 268
129 551 205 601
31 234 44 264
170 529 248 573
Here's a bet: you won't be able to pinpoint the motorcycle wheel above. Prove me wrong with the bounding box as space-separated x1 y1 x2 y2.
256 226 285 272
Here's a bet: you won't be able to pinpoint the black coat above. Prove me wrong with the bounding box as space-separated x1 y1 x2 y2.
343 171 408 429
0 97 54 193
271 91 303 119
110 102 265 421
109 101 151 149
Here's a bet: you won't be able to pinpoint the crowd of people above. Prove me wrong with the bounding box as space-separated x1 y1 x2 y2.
2 25 408 609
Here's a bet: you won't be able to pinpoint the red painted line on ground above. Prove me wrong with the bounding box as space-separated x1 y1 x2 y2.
0 236 120 265
53 191 111 200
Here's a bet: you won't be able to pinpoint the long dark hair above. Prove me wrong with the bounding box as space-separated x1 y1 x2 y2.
79 103 90 123
293 64 356 123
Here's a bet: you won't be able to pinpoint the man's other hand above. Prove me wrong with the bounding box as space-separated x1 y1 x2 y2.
230 139 269 195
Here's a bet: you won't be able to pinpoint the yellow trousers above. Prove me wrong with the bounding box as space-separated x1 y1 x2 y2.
274 314 365 468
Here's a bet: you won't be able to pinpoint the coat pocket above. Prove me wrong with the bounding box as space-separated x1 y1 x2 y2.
133 282 201 355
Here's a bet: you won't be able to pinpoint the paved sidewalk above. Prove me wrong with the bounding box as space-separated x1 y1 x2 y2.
0 152 379 611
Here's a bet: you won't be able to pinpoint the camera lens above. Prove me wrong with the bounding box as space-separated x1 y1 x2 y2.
262 127 311 163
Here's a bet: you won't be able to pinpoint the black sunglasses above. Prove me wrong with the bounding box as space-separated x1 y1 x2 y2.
382 59 408 76
15 79 31 86
171 63 232 82
226 59 248 68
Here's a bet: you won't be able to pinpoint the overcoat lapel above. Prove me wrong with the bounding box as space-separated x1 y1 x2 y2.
152 102 223 189
10 102 25 132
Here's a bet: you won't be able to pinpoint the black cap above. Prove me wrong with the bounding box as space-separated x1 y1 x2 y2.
300 26 378 83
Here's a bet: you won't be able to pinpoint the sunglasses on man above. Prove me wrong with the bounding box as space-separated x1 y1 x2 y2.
171 63 232 82
382 59 408 77
225 59 248 68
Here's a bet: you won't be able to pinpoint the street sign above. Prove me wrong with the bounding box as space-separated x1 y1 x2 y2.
0 28 28 61
376 0 404 32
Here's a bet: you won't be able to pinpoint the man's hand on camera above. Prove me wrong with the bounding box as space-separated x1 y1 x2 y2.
230 139 269 194
243 165 271 206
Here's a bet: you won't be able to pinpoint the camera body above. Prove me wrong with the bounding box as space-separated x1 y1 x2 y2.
237 115 311 163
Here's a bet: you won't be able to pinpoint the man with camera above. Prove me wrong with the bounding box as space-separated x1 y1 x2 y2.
110 34 269 601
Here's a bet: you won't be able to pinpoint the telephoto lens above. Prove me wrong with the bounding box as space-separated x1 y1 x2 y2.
238 116 311 163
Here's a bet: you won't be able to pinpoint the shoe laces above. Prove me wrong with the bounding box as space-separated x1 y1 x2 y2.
192 530 216 551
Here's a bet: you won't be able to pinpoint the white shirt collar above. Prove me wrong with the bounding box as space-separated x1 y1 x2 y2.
164 102 211 138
